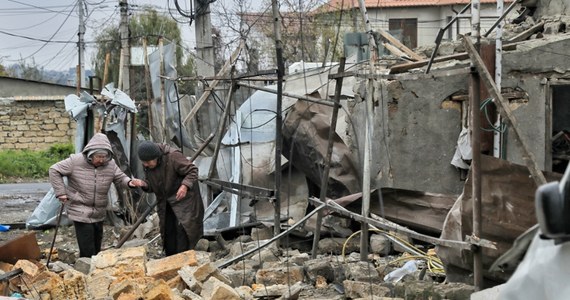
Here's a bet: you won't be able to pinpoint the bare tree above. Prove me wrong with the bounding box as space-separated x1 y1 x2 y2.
213 0 346 73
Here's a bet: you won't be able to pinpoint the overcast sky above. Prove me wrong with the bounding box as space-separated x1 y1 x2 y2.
0 0 266 73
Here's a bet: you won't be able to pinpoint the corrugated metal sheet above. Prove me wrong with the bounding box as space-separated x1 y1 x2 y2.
328 0 513 9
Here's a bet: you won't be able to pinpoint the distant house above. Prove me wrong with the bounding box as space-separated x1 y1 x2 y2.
239 1 517 72
325 0 517 49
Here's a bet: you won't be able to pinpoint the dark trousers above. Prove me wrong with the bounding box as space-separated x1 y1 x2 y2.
74 221 103 258
163 202 190 256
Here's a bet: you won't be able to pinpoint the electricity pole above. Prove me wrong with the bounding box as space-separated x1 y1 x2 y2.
119 0 130 94
78 0 85 88
194 0 216 136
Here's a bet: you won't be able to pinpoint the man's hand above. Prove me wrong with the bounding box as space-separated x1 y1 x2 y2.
176 185 188 201
57 195 68 203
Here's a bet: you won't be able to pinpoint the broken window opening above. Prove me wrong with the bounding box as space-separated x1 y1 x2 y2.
550 84 570 173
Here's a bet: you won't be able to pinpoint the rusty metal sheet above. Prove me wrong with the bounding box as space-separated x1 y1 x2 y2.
437 155 562 283
0 232 41 264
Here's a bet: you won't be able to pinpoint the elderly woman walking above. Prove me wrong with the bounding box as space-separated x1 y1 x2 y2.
49 133 139 257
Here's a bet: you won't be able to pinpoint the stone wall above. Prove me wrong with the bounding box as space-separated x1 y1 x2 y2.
0 97 75 151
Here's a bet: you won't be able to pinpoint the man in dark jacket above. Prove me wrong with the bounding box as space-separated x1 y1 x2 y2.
49 133 139 257
131 141 204 256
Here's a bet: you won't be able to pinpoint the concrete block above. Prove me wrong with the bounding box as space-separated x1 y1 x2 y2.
195 239 209 252
144 279 175 300
255 266 304 286
277 281 305 300
433 282 475 299
193 262 232 286
304 259 345 284
370 234 392 256
26 270 64 299
50 261 74 273
318 237 360 255
193 262 218 282
343 280 391 299
251 226 274 240
235 286 254 300
178 265 202 294
74 257 91 275
86 272 115 299
281 252 310 266
146 250 199 281
252 284 288 298
201 277 241 300
221 268 257 288
57 247 78 264
91 246 146 278
182 288 204 300
167 275 185 291
58 269 88 300
109 278 144 299
344 261 381 283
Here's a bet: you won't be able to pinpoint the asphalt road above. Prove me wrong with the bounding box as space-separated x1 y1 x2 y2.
0 182 51 224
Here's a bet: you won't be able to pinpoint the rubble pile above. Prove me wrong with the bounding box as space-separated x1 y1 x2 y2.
0 228 476 300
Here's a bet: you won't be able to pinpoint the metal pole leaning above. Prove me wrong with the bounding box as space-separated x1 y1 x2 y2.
46 203 65 268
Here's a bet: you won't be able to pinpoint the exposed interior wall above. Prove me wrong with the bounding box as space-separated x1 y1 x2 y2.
501 35 570 170
350 70 469 195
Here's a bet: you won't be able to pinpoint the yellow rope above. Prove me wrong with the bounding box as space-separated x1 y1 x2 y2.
341 229 446 275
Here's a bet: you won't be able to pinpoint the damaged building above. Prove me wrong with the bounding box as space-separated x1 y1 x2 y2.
3 0 570 299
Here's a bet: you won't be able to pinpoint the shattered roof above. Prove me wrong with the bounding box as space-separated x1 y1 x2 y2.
327 0 513 9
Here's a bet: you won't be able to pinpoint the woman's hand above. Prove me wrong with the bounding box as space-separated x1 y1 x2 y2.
57 195 68 203
129 179 147 188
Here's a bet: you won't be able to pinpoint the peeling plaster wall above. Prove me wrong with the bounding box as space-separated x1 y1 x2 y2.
501 35 570 169
351 71 469 195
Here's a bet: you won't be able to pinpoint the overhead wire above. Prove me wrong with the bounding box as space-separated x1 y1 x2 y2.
4 1 78 63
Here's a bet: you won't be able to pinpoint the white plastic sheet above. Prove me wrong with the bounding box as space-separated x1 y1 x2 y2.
499 232 570 299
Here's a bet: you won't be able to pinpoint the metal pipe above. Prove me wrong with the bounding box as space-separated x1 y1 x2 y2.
426 3 471 74
483 0 519 38
217 204 326 269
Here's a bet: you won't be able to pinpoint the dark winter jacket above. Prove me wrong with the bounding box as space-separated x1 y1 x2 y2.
141 144 204 246
49 133 131 223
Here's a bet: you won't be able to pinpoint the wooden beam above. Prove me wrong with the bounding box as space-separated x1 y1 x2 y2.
390 43 518 75
508 21 545 43
383 42 408 58
182 40 245 126
390 53 469 74
462 36 547 186
379 30 423 61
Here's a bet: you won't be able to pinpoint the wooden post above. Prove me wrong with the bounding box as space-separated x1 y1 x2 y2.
311 58 346 258
462 36 547 186
142 38 154 141
470 0 483 290
159 38 166 143
102 53 111 88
